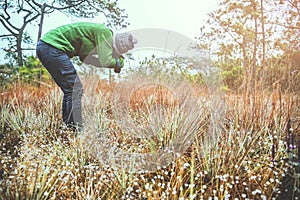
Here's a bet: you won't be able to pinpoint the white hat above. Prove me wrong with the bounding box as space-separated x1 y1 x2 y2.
113 32 137 55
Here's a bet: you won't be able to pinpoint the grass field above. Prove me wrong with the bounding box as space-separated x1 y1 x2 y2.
0 77 299 200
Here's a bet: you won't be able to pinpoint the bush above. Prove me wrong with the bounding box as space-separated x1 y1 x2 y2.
0 56 52 89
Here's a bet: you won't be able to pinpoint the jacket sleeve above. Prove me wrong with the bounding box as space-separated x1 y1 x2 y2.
95 29 117 68
80 54 101 67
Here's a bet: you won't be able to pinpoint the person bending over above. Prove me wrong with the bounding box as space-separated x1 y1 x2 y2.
36 22 137 132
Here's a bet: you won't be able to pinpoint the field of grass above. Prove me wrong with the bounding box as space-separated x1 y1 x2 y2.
0 77 299 200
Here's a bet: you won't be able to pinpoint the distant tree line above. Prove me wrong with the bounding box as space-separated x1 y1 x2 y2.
197 0 300 94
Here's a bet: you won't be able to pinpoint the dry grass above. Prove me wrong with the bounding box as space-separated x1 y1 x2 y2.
0 76 299 200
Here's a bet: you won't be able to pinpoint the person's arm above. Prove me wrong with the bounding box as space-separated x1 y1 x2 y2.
80 50 124 70
80 54 101 67
95 29 117 68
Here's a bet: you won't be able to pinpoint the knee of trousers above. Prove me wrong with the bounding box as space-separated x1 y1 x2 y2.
63 80 83 97
71 81 83 100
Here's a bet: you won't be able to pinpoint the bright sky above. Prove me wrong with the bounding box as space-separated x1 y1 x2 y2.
118 0 219 38
0 0 220 64
43 0 219 39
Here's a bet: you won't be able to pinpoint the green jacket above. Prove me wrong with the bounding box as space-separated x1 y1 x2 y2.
41 22 117 68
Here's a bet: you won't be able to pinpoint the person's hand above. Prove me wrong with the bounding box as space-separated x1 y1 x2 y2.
114 56 124 73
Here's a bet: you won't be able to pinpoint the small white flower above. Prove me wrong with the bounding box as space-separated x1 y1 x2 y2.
220 184 224 192
183 163 190 168
256 189 262 194
261 195 267 200
226 183 233 188
145 183 150 190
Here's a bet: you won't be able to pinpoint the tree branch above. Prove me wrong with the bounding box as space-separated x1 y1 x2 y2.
21 48 36 50
0 34 14 38
0 18 18 35
213 14 243 47
287 0 300 13
22 9 33 24
3 47 17 53
3 0 11 20
17 0 24 13
273 22 300 30
25 0 39 13
29 0 54 14
46 0 86 11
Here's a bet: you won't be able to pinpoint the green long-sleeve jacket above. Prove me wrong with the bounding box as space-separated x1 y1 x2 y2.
41 22 117 68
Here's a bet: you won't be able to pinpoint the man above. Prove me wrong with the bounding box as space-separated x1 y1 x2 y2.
36 22 137 132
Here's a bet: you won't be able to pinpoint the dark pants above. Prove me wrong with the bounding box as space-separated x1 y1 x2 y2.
36 40 83 131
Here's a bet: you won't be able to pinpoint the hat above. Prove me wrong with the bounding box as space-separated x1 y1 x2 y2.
113 32 137 55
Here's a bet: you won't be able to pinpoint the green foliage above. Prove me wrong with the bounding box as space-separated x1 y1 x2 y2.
0 63 15 88
0 56 51 88
51 0 129 29
0 63 17 89
218 62 243 91
19 56 51 84
1 36 19 67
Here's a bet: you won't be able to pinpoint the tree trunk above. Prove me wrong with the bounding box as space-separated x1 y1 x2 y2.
251 1 258 95
251 1 259 123
16 34 23 67
260 0 266 89
37 3 46 42
242 35 250 107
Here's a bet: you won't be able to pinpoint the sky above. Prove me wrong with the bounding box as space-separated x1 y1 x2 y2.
42 0 219 38
0 0 220 64
117 0 219 38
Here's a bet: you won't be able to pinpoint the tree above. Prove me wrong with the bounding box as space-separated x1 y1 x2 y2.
270 0 300 93
197 0 280 92
198 0 300 96
0 0 128 67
